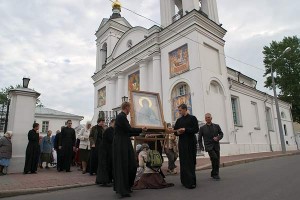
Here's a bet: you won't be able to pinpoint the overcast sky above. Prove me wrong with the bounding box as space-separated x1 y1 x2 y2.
0 0 299 123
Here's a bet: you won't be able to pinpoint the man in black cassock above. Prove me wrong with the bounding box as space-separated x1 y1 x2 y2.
170 104 199 189
113 102 147 198
198 113 223 180
54 128 64 171
96 119 115 186
24 123 40 174
59 120 76 172
89 118 105 176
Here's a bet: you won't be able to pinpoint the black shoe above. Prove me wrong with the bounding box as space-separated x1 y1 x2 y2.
119 194 131 198
31 171 37 174
66 170 72 172
187 184 196 189
101 183 112 187
212 175 221 180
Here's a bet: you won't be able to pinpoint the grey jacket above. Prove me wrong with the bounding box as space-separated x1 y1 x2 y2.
0 136 12 159
198 123 223 152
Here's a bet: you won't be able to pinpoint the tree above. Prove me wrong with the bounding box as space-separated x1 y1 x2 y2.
0 85 43 107
0 85 21 105
263 36 300 123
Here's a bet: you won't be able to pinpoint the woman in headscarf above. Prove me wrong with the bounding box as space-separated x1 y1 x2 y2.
0 131 13 175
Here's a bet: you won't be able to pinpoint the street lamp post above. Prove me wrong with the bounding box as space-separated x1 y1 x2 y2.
270 47 291 154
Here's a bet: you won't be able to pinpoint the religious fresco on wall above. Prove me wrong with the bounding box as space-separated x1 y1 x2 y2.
172 93 193 121
169 44 190 78
98 86 106 107
128 70 140 92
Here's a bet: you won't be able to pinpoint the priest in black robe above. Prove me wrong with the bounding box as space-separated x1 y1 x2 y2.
59 120 76 172
113 102 147 198
96 119 115 186
89 118 105 176
170 103 199 189
24 123 40 174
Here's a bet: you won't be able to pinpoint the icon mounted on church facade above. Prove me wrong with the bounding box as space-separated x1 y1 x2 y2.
169 44 190 78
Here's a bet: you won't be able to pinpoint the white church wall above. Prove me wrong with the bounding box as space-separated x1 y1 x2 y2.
160 31 205 124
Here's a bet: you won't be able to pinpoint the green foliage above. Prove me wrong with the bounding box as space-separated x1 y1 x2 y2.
263 36 300 123
0 85 21 104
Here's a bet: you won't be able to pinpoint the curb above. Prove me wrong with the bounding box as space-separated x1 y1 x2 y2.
196 152 300 171
0 183 95 198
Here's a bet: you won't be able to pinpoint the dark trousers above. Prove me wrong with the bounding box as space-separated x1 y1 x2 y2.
56 149 63 171
89 147 98 175
165 148 178 170
208 148 220 176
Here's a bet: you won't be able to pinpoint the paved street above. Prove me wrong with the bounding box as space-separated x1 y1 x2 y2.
4 155 300 200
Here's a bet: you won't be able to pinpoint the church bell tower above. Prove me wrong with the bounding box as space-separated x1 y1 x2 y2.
160 0 219 27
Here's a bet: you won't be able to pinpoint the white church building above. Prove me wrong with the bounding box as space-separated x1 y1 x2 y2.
92 0 298 155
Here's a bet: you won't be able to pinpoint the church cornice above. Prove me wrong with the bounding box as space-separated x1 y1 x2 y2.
229 79 291 109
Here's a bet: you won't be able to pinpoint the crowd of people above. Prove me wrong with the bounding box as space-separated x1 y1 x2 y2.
0 102 224 198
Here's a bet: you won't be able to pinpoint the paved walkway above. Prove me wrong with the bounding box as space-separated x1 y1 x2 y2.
0 151 299 198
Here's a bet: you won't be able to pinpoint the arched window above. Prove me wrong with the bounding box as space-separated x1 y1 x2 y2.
127 40 133 48
171 82 192 122
209 81 224 95
281 111 286 119
284 124 287 136
172 0 183 22
100 43 107 68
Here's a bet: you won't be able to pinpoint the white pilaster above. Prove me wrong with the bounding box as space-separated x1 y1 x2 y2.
7 88 40 173
117 74 125 106
152 53 162 98
96 43 100 71
183 0 200 14
108 79 116 109
201 0 219 24
160 0 175 28
139 60 148 91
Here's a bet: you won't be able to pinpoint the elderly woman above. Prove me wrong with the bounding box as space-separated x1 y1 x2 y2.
78 121 92 174
0 131 13 175
40 130 53 169
133 143 174 190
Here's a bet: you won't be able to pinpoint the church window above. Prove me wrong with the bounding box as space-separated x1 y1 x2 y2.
127 40 133 48
172 0 183 22
231 97 242 126
284 124 287 136
266 107 274 131
101 43 107 68
42 121 49 133
171 82 192 122
281 111 286 119
179 84 187 96
251 101 260 130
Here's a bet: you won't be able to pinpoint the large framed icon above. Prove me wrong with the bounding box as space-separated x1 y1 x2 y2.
129 91 165 131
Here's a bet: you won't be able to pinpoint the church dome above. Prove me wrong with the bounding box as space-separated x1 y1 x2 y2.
112 0 121 11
